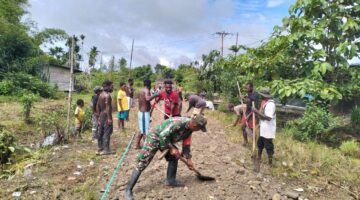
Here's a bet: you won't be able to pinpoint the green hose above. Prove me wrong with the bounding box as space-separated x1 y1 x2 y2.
101 132 136 200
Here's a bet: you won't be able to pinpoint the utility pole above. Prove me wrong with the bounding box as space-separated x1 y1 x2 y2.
66 36 75 141
235 32 239 56
129 39 134 77
215 31 231 57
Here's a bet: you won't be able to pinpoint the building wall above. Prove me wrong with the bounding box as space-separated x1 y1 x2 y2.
48 66 74 91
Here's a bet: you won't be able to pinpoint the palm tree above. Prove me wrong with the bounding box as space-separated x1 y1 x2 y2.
229 45 241 56
88 46 99 69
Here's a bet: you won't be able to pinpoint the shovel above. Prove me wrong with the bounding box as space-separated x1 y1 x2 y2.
158 149 215 181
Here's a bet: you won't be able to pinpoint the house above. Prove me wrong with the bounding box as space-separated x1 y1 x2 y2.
43 64 82 91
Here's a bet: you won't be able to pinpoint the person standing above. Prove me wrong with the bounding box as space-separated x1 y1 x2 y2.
117 82 129 130
240 82 260 146
135 80 159 149
124 115 207 200
253 88 276 171
155 80 180 119
96 80 114 155
74 99 85 139
126 78 134 121
91 86 102 140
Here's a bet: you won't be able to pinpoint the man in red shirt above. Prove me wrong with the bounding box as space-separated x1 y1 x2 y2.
155 80 181 119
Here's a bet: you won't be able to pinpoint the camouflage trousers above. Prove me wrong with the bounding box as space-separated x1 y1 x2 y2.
136 132 161 172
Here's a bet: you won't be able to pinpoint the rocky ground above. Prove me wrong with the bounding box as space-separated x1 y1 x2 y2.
0 100 354 200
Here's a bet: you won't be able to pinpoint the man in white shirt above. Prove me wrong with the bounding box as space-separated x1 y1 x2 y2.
253 88 276 170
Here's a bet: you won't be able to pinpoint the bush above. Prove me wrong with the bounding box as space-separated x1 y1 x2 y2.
290 104 333 142
0 72 56 98
339 140 360 158
350 107 360 130
21 93 39 122
82 107 93 131
35 108 67 142
0 130 17 164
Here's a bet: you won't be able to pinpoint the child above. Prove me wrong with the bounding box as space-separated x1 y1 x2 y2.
74 99 85 138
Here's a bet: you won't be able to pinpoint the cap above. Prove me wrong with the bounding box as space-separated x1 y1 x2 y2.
94 86 102 93
192 114 207 132
258 87 271 98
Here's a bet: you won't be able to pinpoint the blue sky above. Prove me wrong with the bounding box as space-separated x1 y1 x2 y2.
28 0 295 69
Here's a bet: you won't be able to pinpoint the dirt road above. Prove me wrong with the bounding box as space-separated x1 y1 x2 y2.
0 100 352 199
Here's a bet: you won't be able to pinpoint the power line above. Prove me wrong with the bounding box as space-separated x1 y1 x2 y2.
215 31 232 57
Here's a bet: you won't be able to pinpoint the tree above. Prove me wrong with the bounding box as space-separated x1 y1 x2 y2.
88 46 99 69
109 55 115 72
119 57 127 70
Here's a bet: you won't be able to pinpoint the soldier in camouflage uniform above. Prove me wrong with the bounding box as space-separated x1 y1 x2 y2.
125 115 207 200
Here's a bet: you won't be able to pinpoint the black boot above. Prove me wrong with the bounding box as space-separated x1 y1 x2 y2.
268 155 273 166
165 160 184 187
254 149 263 172
124 169 141 200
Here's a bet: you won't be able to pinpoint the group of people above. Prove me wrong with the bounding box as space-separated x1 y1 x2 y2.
228 82 277 171
75 78 276 200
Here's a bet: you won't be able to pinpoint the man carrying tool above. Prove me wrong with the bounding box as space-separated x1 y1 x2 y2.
239 82 260 146
134 79 159 149
184 94 207 117
154 80 180 119
124 115 207 200
96 80 114 155
253 88 276 171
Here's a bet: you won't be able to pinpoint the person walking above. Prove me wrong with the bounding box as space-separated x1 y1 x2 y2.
124 115 207 200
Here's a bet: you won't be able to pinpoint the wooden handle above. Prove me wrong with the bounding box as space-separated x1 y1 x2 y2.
158 149 169 160
237 81 244 105
252 102 256 153
153 104 171 118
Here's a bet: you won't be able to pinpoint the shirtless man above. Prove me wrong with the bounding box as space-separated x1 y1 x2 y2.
96 80 114 155
134 79 159 149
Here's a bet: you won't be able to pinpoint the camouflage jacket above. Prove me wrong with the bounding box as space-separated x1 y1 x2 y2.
154 117 193 158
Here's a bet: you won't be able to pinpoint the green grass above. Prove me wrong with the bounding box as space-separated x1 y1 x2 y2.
340 139 360 158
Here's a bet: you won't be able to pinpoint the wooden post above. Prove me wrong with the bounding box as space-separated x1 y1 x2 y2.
252 101 256 153
65 36 75 140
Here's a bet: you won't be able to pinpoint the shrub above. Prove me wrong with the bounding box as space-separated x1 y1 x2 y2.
21 93 39 122
0 130 17 164
290 104 333 142
350 107 360 130
82 107 93 131
0 72 56 98
35 108 67 143
339 140 360 158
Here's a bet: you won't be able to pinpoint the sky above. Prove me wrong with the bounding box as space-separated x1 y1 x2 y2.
27 0 295 69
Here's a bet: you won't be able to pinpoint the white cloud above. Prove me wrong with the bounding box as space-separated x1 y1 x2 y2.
267 0 286 8
27 0 280 68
